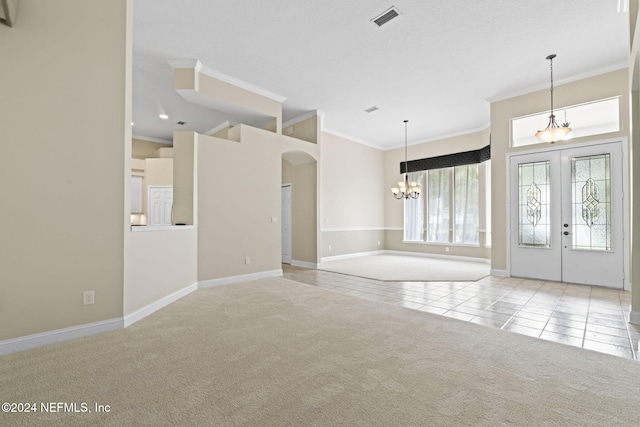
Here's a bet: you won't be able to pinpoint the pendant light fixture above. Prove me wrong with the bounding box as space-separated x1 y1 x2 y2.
535 54 571 143
391 120 421 199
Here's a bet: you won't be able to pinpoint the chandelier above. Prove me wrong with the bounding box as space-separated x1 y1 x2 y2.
391 120 421 199
535 54 571 143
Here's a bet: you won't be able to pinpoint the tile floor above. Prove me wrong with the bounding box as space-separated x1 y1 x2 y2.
282 265 640 361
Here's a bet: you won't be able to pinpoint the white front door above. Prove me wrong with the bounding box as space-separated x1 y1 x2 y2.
148 186 173 226
509 141 624 288
282 184 292 264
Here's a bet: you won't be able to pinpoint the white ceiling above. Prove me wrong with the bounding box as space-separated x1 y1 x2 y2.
132 0 629 150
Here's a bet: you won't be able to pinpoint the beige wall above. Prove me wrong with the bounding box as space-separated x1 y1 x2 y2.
175 67 282 134
321 132 385 258
284 115 319 144
132 138 167 159
0 0 130 340
124 228 197 316
197 126 282 281
384 130 491 260
173 132 198 225
490 69 629 274
282 159 318 264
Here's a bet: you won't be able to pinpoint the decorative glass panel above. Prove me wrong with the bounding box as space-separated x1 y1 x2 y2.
426 168 450 243
453 164 479 244
518 161 551 247
571 154 611 251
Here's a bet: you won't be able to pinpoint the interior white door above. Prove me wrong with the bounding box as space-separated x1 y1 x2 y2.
148 186 173 226
282 184 292 264
509 142 624 288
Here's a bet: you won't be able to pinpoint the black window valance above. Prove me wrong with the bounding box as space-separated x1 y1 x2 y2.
400 144 490 174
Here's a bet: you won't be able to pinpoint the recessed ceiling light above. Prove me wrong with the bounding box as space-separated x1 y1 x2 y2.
159 114 168 120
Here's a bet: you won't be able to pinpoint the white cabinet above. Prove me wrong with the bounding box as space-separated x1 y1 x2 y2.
131 176 143 213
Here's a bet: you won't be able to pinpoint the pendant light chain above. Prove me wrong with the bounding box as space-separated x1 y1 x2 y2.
390 120 421 199
549 55 555 118
535 53 571 143
404 120 408 174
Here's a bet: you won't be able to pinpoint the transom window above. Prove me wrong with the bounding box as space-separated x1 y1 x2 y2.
511 97 620 147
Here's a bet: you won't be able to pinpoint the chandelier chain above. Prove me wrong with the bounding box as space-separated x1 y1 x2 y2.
549 55 555 117
404 120 408 173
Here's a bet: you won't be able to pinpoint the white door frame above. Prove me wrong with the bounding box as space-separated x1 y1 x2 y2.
282 183 292 264
505 137 629 290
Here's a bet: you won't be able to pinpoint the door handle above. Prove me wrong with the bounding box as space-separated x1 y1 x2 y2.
563 231 569 236
563 224 569 227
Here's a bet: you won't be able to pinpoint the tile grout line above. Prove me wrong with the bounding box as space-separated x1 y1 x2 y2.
495 279 546 336
581 286 593 349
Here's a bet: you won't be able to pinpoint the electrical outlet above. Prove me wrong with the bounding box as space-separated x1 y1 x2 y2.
377 241 381 246
328 245 332 251
83 290 94 305
245 257 251 265
445 247 450 253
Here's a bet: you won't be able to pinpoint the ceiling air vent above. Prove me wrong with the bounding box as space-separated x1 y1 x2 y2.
177 121 186 125
372 7 400 27
364 106 379 113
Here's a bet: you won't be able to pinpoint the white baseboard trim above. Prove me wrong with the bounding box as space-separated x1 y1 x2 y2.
198 269 283 288
629 311 640 325
291 260 319 269
490 269 509 277
384 250 490 264
0 318 124 356
321 250 386 263
123 282 198 328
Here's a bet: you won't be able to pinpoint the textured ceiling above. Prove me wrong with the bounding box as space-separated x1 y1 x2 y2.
132 0 629 149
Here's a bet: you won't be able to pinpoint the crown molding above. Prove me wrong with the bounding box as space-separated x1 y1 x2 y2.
0 0 17 27
282 110 324 128
321 128 384 150
168 59 287 103
383 124 491 151
167 59 203 72
132 134 173 144
486 61 629 103
204 120 238 136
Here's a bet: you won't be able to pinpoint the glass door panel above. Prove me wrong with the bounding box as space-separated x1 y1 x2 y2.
510 151 561 282
570 154 612 251
518 161 551 248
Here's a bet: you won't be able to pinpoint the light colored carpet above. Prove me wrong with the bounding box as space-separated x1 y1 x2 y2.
2 277 640 426
320 254 490 281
